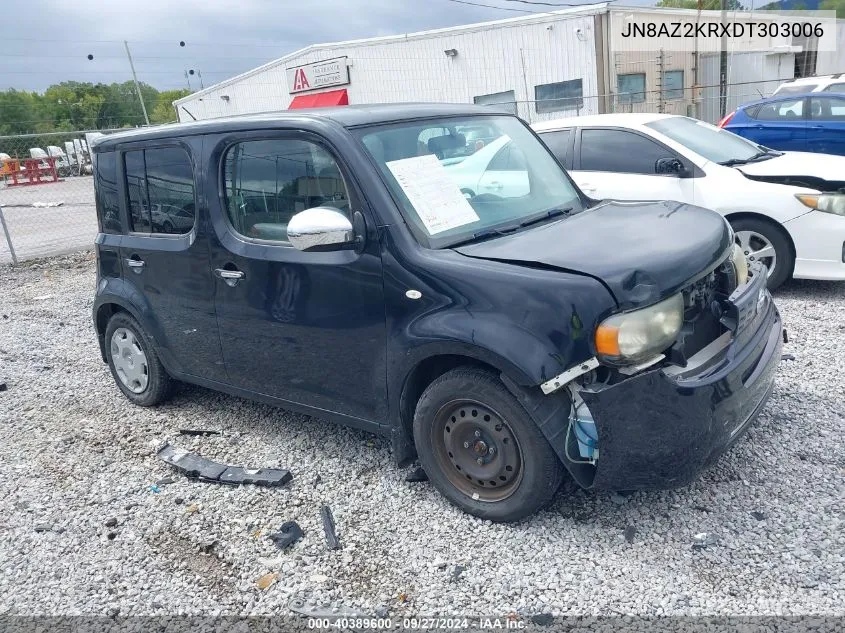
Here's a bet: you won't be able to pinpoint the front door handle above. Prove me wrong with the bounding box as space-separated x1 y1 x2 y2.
125 257 145 273
215 268 245 287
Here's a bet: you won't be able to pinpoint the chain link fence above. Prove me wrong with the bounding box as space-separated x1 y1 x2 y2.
0 130 124 264
0 77 794 265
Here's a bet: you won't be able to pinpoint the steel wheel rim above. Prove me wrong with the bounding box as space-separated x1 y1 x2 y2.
735 230 777 279
110 328 149 394
430 399 524 503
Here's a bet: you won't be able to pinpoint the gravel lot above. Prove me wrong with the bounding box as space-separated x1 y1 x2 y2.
1 252 843 618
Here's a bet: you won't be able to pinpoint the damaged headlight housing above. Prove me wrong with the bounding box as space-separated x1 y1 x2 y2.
594 293 684 364
795 193 845 217
731 243 749 286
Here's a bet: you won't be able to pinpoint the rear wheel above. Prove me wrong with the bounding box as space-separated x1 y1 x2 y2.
105 312 173 406
413 367 565 522
730 217 793 290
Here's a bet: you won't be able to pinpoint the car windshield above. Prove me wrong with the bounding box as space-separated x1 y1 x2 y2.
775 84 817 95
645 116 768 165
355 115 582 248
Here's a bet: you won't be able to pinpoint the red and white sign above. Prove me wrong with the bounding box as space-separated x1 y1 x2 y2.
286 57 350 94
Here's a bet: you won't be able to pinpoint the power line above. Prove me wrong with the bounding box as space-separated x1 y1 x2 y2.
440 0 607 11
498 0 608 5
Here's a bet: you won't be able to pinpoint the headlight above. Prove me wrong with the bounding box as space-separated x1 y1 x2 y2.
795 193 845 217
594 293 684 364
731 243 749 286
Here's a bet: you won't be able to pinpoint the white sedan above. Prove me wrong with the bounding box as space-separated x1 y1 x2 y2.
444 135 529 199
533 113 845 289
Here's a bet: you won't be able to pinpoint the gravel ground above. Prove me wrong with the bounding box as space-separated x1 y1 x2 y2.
0 251 843 618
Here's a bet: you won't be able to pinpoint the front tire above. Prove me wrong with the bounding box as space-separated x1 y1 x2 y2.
731 217 793 290
413 367 565 522
105 312 173 406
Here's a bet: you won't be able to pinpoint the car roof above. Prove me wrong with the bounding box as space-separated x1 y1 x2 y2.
739 92 840 108
92 103 509 150
780 74 842 85
532 112 675 131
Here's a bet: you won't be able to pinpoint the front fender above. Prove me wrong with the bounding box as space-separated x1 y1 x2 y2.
402 311 575 387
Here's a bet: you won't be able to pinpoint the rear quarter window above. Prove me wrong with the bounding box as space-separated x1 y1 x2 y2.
94 151 121 234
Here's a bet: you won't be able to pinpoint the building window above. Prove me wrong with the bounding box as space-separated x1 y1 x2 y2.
617 73 646 104
534 79 583 113
662 70 684 101
473 90 517 115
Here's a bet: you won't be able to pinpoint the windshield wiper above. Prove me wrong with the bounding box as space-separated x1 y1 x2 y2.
719 150 777 167
448 225 519 248
519 206 573 228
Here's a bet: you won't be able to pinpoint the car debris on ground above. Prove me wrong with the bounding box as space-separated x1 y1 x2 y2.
268 521 303 550
320 505 340 550
692 532 720 549
157 443 292 487
178 429 221 437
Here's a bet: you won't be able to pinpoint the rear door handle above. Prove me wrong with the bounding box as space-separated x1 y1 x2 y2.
125 257 145 273
215 268 245 287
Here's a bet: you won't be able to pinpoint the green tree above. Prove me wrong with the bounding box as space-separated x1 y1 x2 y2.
656 0 746 8
820 0 845 17
150 89 191 124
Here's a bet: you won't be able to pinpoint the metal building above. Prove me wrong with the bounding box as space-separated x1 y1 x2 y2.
174 4 840 125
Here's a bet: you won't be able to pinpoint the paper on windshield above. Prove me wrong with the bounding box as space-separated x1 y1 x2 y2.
386 154 479 235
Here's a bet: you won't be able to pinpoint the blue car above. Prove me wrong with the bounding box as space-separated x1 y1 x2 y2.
720 92 845 156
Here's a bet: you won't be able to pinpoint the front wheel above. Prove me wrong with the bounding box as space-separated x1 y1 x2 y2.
731 217 794 290
413 367 565 522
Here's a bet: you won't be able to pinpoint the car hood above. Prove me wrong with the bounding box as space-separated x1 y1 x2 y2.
453 200 732 309
736 152 845 185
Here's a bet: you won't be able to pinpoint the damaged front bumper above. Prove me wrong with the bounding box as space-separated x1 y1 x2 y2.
569 271 783 491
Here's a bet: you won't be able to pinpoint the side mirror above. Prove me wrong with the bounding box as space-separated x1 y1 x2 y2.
287 207 357 252
655 157 687 176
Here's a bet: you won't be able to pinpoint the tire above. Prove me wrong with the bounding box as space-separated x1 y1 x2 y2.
104 312 173 406
413 367 565 522
730 217 794 291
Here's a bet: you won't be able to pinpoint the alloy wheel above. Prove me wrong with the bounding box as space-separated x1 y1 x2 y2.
735 230 777 279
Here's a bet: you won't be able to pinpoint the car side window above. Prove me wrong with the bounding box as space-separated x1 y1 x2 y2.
223 139 350 244
487 142 527 171
94 151 121 234
754 99 804 121
579 128 670 175
538 129 573 166
810 97 845 121
823 83 845 93
124 146 195 235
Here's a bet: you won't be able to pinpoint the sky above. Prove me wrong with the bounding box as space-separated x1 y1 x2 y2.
0 0 651 93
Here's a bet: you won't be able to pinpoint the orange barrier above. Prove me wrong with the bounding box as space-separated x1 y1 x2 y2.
2 157 62 187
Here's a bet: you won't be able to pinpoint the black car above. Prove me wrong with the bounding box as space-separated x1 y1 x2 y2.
91 104 782 522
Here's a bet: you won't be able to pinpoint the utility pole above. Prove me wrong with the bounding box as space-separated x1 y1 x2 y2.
124 40 150 125
719 0 728 119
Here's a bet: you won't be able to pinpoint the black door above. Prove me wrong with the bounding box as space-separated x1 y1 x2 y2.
117 140 226 381
205 132 387 424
